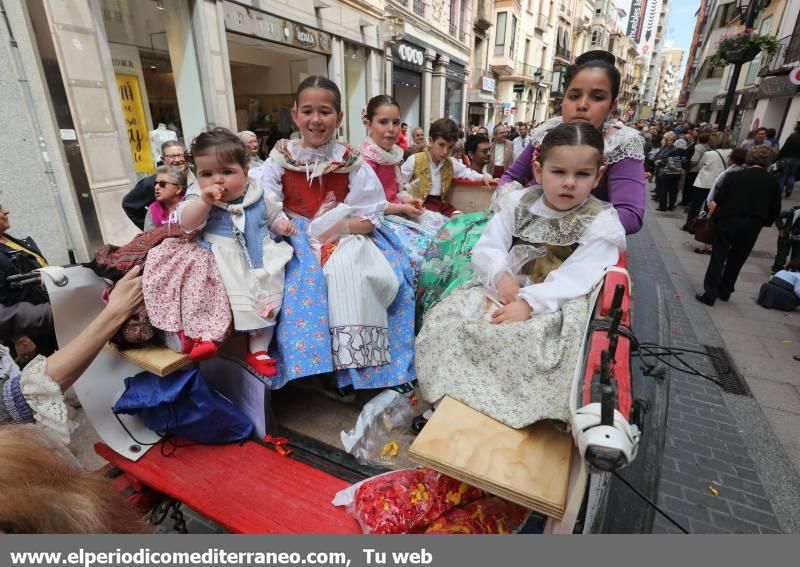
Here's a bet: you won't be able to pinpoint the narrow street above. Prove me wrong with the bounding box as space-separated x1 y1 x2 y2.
630 184 800 533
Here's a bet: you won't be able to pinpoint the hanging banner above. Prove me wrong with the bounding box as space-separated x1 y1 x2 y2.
116 74 155 176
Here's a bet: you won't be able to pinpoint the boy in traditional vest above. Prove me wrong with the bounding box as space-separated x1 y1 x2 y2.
401 118 494 217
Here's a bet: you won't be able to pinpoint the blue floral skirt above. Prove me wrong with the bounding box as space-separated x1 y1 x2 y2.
269 218 416 390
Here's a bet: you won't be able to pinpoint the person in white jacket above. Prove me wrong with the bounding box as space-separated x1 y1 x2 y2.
683 131 732 230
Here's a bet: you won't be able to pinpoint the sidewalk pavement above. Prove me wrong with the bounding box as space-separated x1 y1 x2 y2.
644 183 800 533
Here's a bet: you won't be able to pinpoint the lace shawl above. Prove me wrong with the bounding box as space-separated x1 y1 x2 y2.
530 117 646 164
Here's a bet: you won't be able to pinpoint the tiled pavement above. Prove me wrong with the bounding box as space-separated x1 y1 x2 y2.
638 183 800 533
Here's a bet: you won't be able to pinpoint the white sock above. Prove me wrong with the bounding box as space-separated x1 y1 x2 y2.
249 328 274 358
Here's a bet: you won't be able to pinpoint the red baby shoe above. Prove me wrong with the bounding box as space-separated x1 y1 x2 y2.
244 351 278 377
189 339 218 362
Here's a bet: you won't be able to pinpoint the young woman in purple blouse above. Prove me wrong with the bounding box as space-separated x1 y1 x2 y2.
416 50 646 321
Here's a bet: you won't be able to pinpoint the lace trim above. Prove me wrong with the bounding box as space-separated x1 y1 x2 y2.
529 119 645 164
330 325 391 370
514 188 610 246
19 355 75 445
603 131 646 165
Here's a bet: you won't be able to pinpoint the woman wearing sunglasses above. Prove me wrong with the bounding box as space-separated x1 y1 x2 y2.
143 166 187 232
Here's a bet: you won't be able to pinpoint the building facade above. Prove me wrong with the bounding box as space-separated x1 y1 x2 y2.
655 48 684 119
2 0 475 256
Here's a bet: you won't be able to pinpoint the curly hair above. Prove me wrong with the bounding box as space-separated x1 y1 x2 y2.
745 145 777 167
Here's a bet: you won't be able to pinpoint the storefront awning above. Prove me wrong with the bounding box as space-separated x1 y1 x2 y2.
468 90 499 105
686 78 723 106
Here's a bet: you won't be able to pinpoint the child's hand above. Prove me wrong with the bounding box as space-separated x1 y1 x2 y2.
490 299 533 324
401 203 423 218
495 273 520 305
273 218 299 236
201 183 224 205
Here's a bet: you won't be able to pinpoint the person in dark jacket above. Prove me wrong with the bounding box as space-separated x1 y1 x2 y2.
653 132 685 211
121 140 193 229
0 205 55 362
778 121 800 197
697 145 783 305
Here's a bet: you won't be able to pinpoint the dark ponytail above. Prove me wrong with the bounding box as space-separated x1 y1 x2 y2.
564 50 621 100
295 75 342 113
365 95 400 121
539 122 605 165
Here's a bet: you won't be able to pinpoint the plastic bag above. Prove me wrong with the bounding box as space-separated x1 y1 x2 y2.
307 203 351 242
333 467 484 534
424 496 532 534
340 390 414 467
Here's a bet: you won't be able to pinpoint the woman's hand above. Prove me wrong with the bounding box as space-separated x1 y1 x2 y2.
490 299 533 324
273 218 299 236
13 336 37 365
494 273 520 305
707 201 717 217
106 266 144 320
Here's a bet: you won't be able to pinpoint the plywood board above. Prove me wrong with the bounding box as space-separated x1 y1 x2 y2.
103 344 191 377
409 396 573 519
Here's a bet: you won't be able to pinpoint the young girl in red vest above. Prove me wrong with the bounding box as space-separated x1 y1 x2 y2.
258 77 416 394
359 95 447 284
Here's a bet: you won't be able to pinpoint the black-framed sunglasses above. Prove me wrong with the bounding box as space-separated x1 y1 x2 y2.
155 180 182 189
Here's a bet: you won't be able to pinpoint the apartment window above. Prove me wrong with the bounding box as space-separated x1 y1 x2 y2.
495 12 507 55
591 29 599 45
509 14 518 59
524 39 531 64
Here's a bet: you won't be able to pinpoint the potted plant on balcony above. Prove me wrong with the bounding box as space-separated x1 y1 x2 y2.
709 29 779 66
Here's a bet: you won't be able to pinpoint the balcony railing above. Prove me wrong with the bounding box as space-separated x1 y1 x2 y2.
534 12 547 32
512 62 553 84
759 33 800 77
475 0 493 31
413 0 425 17
555 45 572 61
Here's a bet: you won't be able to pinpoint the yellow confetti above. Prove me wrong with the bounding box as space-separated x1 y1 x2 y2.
381 441 399 458
709 486 719 496
783 340 793 344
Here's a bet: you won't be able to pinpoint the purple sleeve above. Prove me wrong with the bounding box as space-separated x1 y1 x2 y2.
499 142 535 187
605 157 646 235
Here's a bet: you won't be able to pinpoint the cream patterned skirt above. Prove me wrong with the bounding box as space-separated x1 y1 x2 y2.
415 283 590 429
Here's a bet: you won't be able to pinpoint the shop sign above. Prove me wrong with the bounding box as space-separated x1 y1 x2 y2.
757 75 800 98
712 95 726 111
223 1 331 55
481 76 496 92
502 103 513 116
446 64 465 82
396 43 425 68
116 74 155 176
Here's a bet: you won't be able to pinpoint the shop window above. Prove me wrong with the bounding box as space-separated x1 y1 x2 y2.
495 12 507 55
100 0 187 177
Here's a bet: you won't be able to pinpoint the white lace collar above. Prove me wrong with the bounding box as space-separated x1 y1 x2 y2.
289 137 340 163
528 192 590 219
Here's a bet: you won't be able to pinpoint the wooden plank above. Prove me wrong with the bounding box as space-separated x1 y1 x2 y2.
409 396 573 519
103 344 191 377
95 441 361 534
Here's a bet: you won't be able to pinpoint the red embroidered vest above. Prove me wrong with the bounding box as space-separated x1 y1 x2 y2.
282 170 350 218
